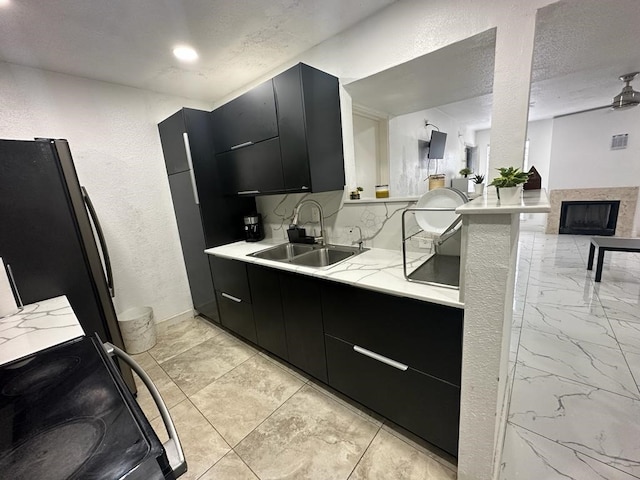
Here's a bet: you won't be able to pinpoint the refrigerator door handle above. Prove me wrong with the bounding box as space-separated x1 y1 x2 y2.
81 187 115 298
182 132 200 205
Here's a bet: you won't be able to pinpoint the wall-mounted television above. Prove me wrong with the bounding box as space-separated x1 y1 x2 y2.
428 130 447 159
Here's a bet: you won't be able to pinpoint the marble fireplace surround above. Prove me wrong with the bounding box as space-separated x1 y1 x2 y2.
545 187 639 237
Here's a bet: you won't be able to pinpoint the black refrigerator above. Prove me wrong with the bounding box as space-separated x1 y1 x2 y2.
0 138 135 392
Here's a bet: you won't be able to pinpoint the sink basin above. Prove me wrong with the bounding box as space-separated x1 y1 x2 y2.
290 247 355 267
250 243 315 261
249 243 366 268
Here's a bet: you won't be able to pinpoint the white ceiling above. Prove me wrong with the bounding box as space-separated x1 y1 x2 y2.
347 0 640 131
0 0 396 102
1 0 638 128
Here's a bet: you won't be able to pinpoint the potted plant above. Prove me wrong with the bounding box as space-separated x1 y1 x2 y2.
349 186 363 200
472 174 485 195
452 168 473 193
489 167 530 204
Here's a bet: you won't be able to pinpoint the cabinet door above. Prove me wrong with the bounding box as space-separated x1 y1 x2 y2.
211 80 278 153
325 335 460 456
247 265 288 359
217 137 284 195
168 172 218 322
216 291 257 343
321 282 463 386
158 110 190 175
209 257 251 302
273 65 311 191
279 272 327 382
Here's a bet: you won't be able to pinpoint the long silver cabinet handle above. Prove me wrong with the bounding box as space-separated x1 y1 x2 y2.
230 141 253 150
221 292 242 303
353 345 408 371
104 342 187 478
237 190 260 195
182 132 200 205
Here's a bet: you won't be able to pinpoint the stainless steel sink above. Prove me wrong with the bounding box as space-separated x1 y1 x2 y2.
249 243 366 267
250 243 315 261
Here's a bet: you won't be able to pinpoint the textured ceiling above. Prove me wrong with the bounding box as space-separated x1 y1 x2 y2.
0 0 396 102
348 0 640 130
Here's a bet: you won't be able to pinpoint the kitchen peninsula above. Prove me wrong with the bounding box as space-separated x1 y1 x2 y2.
205 189 550 463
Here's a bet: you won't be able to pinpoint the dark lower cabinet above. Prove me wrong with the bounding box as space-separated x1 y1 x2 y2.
279 272 328 383
209 257 257 343
321 281 463 386
208 257 462 455
247 265 288 360
325 335 460 456
216 291 257 343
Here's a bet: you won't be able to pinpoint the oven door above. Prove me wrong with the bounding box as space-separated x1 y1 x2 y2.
102 341 187 479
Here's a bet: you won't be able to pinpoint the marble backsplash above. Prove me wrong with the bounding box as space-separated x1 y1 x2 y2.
256 189 427 251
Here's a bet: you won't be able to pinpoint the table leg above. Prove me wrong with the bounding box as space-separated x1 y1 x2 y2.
595 249 605 282
587 243 595 270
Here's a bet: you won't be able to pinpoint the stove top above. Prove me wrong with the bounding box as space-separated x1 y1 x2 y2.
0 336 172 480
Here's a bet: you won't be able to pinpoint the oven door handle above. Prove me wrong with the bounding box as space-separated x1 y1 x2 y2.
103 342 187 478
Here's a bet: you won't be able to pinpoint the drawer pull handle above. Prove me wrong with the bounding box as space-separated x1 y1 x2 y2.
231 141 253 150
221 292 242 303
353 345 408 371
237 190 260 195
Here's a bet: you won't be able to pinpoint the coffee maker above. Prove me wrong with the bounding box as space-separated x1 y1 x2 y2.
243 214 264 242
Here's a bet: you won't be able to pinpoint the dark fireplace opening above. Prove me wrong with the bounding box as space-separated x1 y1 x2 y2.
559 200 620 235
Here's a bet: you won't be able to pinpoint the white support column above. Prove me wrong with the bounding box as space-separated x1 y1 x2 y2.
488 8 538 175
456 190 550 480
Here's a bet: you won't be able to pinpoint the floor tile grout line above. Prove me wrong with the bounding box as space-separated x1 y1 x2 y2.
518 322 624 352
506 420 640 480
378 422 458 473
511 360 640 402
230 448 262 480
224 381 308 449
345 423 383 480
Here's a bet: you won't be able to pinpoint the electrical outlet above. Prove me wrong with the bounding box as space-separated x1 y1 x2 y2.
419 238 432 250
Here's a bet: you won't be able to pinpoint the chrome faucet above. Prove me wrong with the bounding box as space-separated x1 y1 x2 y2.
291 199 325 245
349 226 364 251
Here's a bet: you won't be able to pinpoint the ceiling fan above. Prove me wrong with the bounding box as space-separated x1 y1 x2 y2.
555 71 640 118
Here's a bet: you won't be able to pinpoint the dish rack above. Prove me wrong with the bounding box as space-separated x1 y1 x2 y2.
401 205 463 290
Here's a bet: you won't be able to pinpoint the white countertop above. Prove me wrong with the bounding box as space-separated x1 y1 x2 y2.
456 188 550 214
0 296 84 366
205 240 463 309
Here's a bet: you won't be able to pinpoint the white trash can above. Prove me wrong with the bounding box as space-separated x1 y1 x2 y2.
117 306 157 354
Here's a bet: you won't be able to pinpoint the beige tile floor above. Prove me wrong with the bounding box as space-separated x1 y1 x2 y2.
132 317 457 480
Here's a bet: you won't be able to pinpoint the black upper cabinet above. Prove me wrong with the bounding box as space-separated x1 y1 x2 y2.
159 108 256 248
211 63 345 195
217 137 284 195
210 80 278 153
274 63 345 192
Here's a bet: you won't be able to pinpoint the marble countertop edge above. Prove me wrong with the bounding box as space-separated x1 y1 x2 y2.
456 189 551 214
205 241 463 309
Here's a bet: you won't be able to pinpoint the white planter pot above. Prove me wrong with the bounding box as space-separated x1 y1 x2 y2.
497 185 523 205
473 183 485 195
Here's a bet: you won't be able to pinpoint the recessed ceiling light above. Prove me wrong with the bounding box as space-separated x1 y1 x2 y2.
0 0 11 7
173 46 198 63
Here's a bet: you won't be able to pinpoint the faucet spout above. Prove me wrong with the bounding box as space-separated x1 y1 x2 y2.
292 200 325 246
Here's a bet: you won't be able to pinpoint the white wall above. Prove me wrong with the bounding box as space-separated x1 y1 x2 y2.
526 119 553 189
549 108 640 189
388 107 474 196
548 107 640 231
0 61 211 323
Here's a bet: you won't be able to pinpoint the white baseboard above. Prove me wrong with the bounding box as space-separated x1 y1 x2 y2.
155 308 194 335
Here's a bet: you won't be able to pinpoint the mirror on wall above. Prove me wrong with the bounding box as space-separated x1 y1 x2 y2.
344 28 497 198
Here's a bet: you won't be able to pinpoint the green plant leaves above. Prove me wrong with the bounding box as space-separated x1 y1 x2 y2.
489 167 530 188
